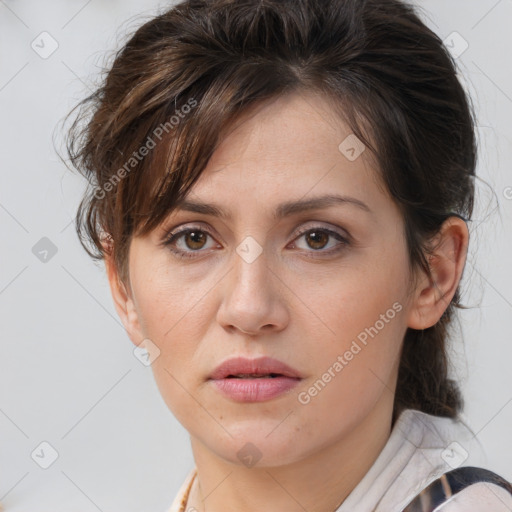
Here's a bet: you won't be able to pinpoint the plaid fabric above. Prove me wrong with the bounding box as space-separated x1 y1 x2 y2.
401 466 512 511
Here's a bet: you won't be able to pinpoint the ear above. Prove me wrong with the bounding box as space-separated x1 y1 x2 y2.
104 249 144 347
407 216 469 330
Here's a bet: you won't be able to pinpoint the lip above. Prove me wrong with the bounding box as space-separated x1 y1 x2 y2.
209 356 303 380
208 356 303 403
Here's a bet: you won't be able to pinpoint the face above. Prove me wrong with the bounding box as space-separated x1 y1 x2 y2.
113 90 420 467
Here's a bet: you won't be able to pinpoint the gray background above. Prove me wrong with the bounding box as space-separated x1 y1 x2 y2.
1 0 511 510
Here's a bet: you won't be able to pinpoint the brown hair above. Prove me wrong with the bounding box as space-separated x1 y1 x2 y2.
64 0 477 426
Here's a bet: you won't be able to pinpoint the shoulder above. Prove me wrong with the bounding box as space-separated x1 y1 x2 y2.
436 482 512 511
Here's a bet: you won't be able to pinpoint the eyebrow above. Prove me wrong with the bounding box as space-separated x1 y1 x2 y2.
175 194 372 220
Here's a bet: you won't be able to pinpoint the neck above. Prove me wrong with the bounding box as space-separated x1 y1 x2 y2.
186 400 393 512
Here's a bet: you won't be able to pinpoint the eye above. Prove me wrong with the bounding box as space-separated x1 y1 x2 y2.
161 225 219 259
289 226 350 257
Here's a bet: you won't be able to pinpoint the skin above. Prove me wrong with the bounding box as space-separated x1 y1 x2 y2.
106 90 469 512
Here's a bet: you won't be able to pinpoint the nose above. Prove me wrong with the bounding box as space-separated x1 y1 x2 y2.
215 242 289 336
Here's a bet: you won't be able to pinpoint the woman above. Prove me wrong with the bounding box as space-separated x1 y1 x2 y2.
65 0 512 510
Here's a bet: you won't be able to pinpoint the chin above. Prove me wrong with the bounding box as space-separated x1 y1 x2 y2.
199 422 309 468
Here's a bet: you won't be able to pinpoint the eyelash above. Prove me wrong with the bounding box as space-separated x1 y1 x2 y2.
161 224 351 260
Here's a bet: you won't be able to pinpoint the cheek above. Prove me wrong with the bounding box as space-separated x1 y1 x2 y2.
291 293 406 450
131 256 212 340
129 260 219 416
294 247 409 405
295 251 408 348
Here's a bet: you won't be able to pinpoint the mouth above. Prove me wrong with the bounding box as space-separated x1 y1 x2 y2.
225 373 286 378
208 357 302 402
209 356 303 380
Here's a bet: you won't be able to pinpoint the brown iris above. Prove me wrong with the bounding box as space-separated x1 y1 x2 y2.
305 230 329 250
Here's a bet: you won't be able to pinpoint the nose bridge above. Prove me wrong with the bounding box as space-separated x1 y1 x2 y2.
230 235 272 306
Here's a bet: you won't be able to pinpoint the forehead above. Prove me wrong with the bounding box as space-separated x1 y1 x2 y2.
210 90 355 169
178 90 391 218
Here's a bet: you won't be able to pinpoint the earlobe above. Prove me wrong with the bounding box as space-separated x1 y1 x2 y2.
407 217 469 330
104 253 144 346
